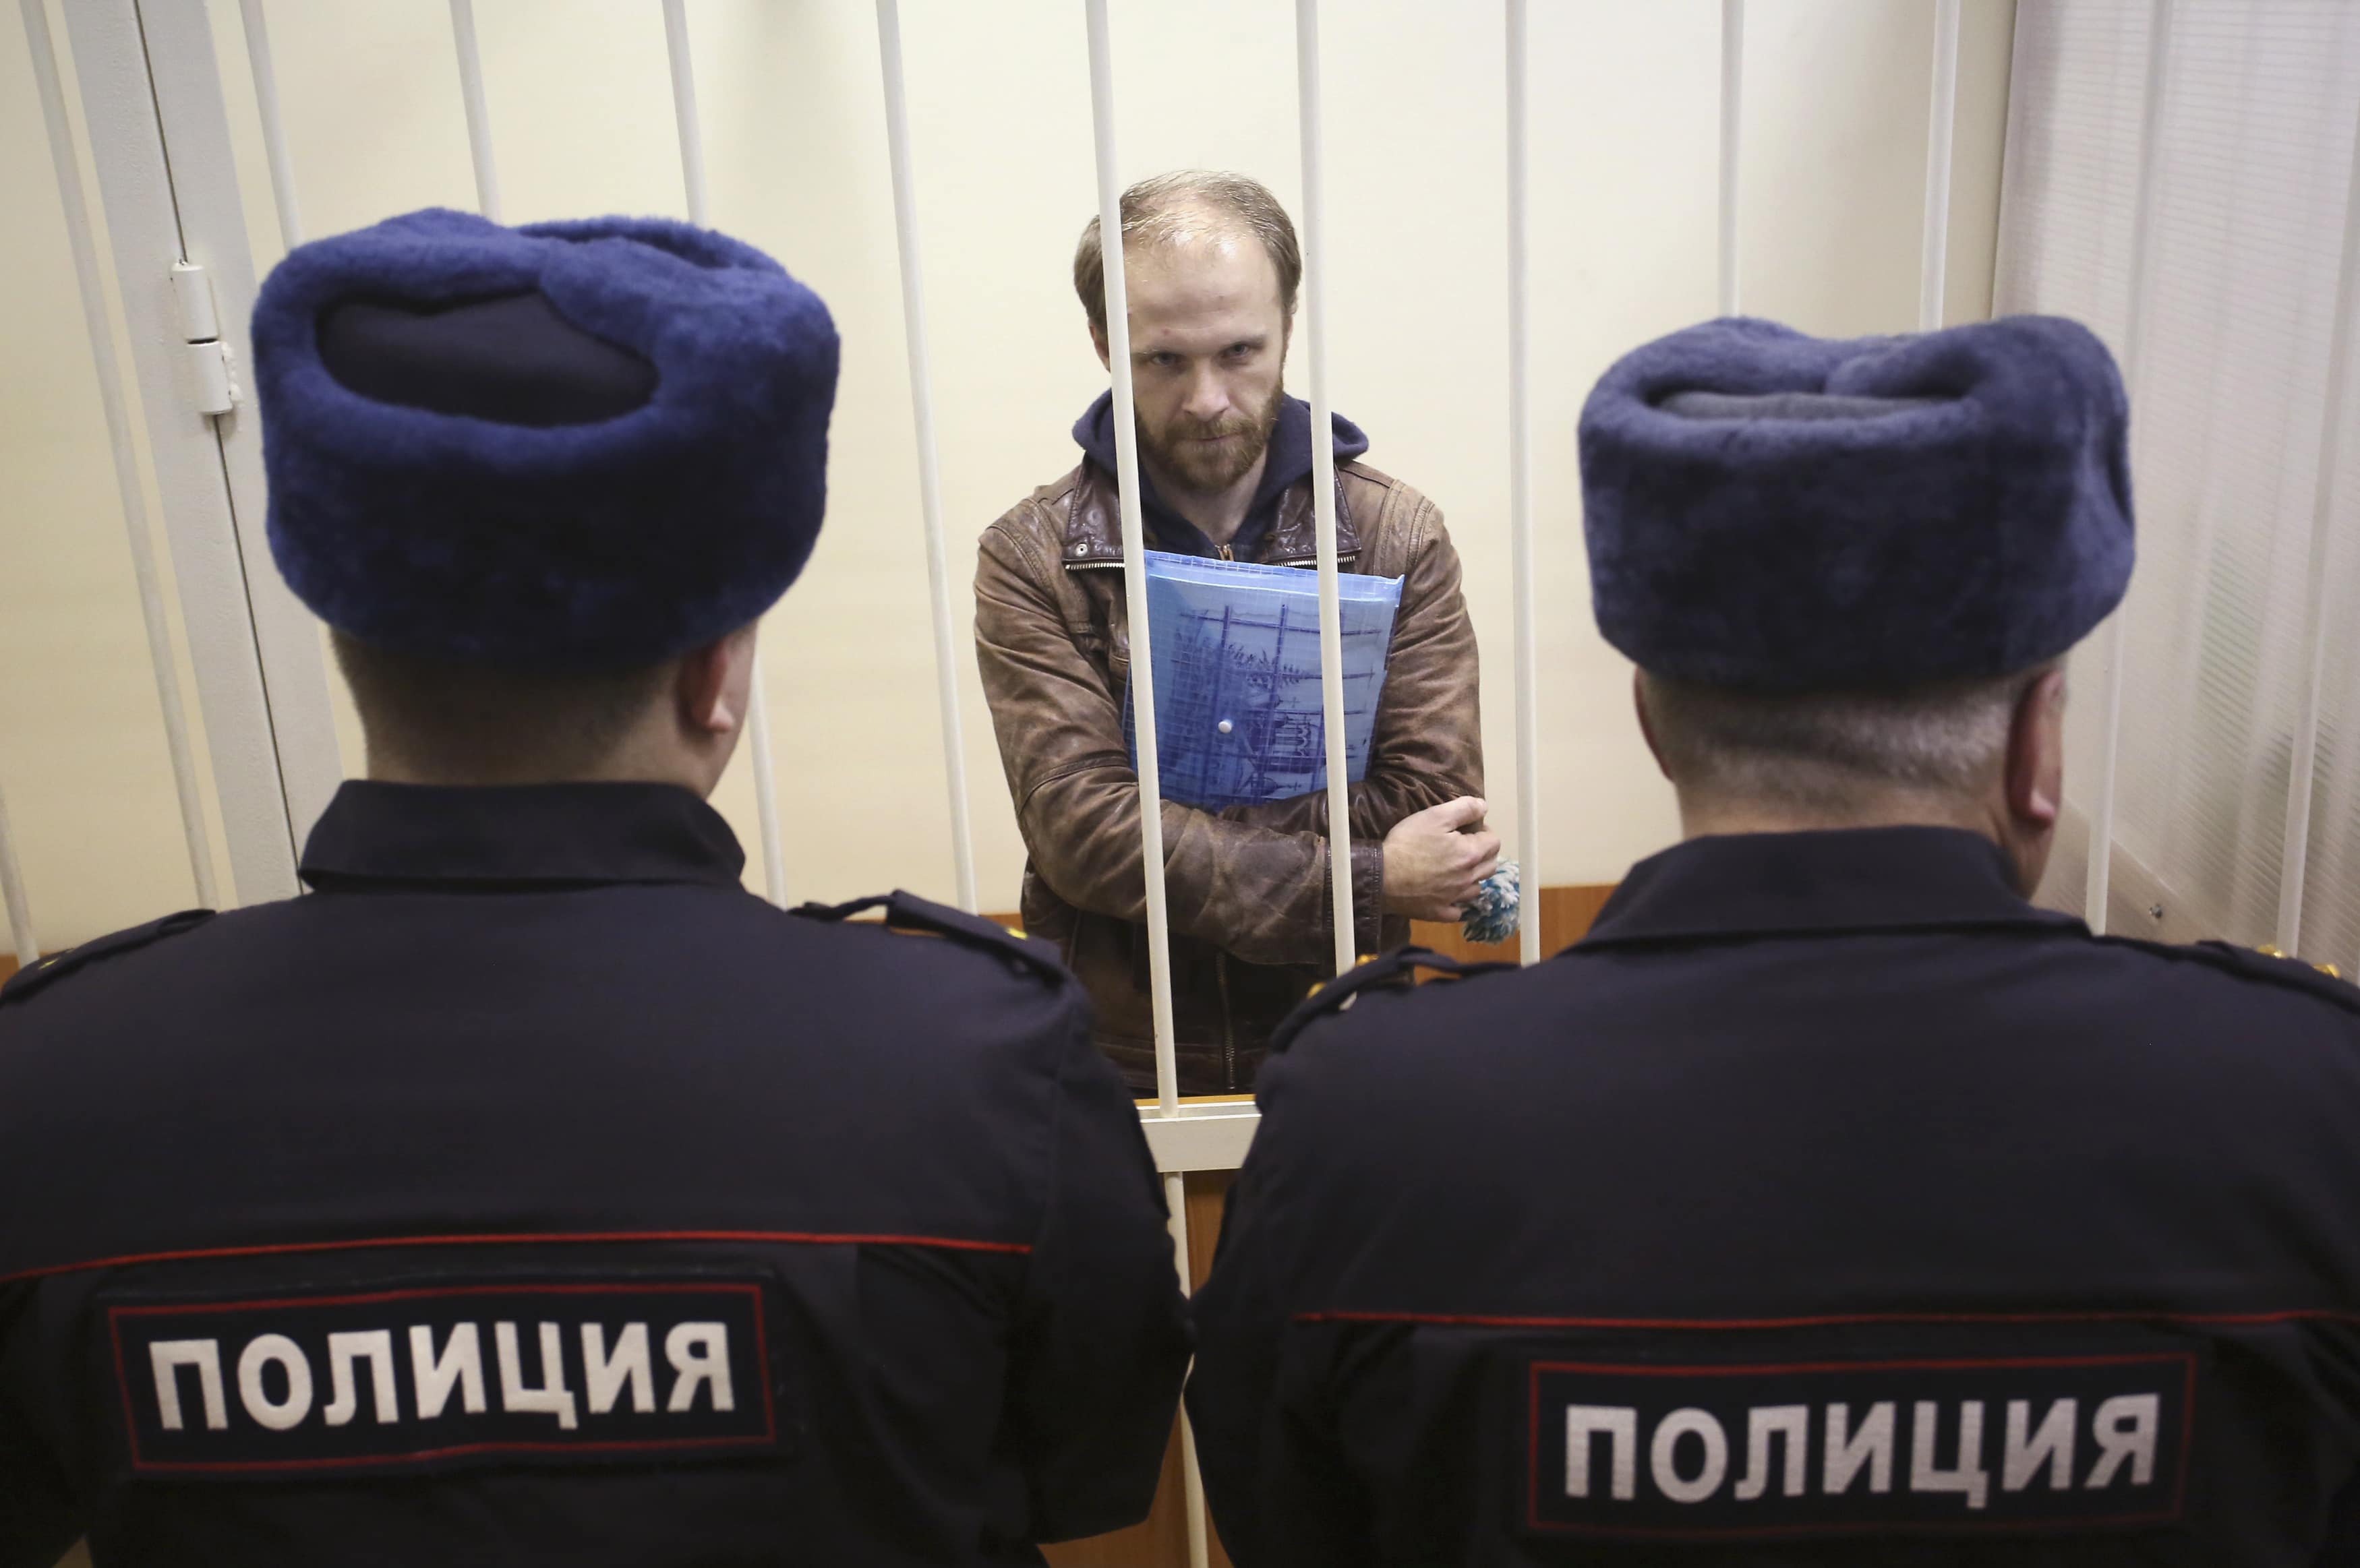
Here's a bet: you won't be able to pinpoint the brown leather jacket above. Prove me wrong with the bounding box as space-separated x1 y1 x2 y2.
974 456 1483 1095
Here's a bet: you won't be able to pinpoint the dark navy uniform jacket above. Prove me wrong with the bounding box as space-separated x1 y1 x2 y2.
1187 826 2360 1567
0 782 1189 1567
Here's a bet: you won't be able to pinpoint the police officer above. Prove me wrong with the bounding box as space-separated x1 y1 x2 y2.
0 209 1188 1567
1187 315 2360 1564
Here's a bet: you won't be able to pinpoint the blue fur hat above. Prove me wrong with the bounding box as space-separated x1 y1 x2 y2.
252 208 838 669
1577 315 2132 690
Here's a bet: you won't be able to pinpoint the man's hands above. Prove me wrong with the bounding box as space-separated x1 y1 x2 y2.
1381 797 1501 922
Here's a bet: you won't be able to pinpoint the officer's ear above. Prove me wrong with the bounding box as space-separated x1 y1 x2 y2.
675 624 759 740
1633 670 1674 782
2003 665 2067 831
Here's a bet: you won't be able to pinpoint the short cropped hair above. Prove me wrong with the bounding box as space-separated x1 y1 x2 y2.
1640 665 2055 810
1073 171 1302 339
332 630 674 780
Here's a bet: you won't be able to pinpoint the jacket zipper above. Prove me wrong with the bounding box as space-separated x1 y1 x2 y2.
1216 543 1235 561
1217 953 1237 1092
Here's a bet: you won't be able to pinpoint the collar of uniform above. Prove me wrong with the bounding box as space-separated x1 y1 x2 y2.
1575 825 2082 949
299 780 748 892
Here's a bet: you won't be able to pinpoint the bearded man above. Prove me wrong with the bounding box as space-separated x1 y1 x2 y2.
974 171 1491 1096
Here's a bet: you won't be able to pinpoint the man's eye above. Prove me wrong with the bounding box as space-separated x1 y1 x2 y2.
1225 344 1254 360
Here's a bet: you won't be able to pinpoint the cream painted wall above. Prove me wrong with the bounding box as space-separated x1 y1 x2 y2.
3 0 2015 946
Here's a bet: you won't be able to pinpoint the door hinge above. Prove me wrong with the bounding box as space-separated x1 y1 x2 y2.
170 261 239 417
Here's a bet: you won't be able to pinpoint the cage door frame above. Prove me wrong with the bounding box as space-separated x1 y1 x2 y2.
61 0 342 905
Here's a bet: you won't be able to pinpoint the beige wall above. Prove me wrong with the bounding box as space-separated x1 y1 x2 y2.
3 0 2015 946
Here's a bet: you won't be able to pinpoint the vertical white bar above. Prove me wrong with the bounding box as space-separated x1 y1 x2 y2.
1718 0 1744 315
1505 0 1540 966
661 0 707 220
1164 1170 1210 1568
0 784 36 972
1178 1411 1211 1568
661 0 788 905
2273 101 2360 955
875 0 981 913
1295 0 1357 979
737 679 787 897
448 0 501 221
1918 0 1960 332
235 0 300 247
22 0 220 911
1084 15 1204 1556
1083 0 1180 1115
2084 0 2174 935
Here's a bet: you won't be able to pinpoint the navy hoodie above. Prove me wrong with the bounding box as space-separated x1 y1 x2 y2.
1071 392 1370 561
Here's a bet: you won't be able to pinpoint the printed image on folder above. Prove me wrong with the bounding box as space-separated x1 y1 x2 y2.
1123 550 1403 811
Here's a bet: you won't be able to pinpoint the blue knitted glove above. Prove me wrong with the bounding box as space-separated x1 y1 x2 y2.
1461 860 1520 946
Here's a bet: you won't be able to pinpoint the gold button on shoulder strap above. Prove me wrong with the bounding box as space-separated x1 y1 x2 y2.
2257 943 2342 979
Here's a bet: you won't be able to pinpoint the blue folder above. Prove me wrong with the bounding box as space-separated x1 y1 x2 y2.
1123 550 1403 810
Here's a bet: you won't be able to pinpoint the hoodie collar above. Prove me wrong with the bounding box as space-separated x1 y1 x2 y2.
1575 826 2079 950
1065 392 1369 566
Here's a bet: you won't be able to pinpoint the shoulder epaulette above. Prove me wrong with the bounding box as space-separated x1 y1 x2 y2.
0 908 216 1008
2098 933 2360 1017
1270 945 1517 1054
790 890 1069 986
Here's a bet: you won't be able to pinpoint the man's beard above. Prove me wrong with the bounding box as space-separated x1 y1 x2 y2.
1140 382 1285 495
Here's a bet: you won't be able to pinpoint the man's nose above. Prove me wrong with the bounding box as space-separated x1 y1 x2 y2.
1181 365 1229 423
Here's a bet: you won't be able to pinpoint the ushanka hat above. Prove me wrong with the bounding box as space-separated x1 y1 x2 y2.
1576 315 2133 690
252 208 838 669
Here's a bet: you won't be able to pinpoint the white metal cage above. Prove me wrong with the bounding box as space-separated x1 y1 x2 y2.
6 0 1982 1155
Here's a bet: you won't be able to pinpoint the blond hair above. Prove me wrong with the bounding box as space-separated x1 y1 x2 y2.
1073 170 1301 338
